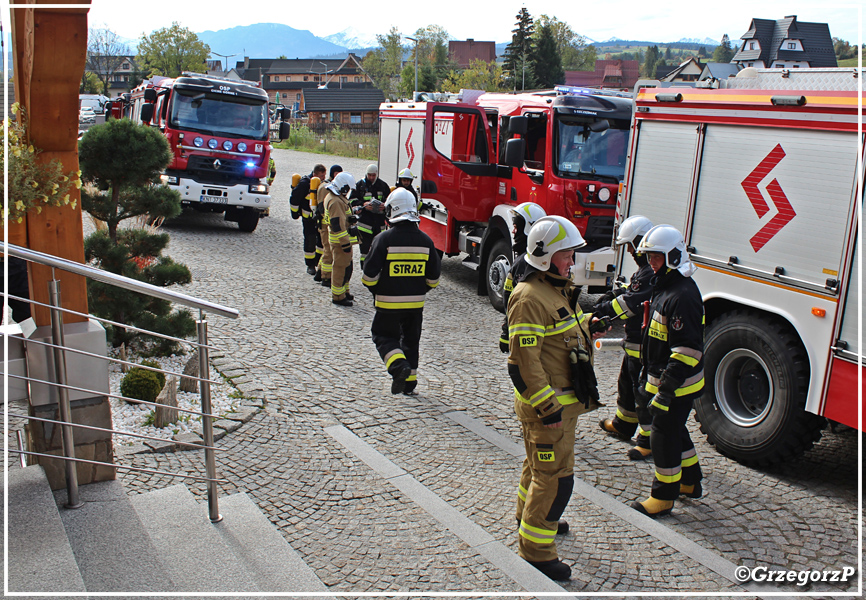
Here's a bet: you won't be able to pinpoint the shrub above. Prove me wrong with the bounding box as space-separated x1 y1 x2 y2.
140 359 166 389
120 366 163 404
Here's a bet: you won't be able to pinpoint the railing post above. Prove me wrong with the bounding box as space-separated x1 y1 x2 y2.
47 279 83 509
197 316 221 522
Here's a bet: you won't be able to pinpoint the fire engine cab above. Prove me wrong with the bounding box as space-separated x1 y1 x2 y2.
113 73 273 232
379 87 633 311
618 68 863 465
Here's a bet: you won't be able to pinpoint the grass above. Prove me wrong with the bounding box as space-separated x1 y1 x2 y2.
837 58 861 67
273 124 379 160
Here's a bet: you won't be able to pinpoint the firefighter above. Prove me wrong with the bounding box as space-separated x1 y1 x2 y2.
324 172 358 306
632 224 704 518
290 164 326 275
507 215 602 581
314 165 342 286
499 202 547 353
394 167 418 202
593 215 656 460
267 157 277 186
351 164 391 267
362 188 441 395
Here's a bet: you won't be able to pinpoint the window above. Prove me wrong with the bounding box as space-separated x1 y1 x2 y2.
340 76 348 83
777 64 785 68
329 112 340 123
273 76 280 82
314 76 320 82
354 76 362 83
296 93 301 101
788 42 796 49
431 107 490 165
121 63 130 70
304 75 309 81
749 42 755 50
350 113 361 124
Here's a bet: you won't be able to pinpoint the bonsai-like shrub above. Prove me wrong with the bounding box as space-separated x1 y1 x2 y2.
120 366 163 404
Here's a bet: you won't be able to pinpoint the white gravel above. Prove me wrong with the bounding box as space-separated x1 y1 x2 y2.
108 351 238 448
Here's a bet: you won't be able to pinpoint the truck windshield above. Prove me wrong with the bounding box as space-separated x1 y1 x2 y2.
555 118 629 183
169 91 268 141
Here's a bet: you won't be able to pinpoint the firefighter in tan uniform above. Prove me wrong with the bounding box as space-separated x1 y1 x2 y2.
507 216 602 582
314 165 342 287
324 172 357 306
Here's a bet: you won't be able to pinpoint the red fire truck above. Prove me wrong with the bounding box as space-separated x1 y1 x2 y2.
379 87 633 311
110 73 274 232
617 68 863 465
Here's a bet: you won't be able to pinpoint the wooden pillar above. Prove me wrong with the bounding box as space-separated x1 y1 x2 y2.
7 0 91 326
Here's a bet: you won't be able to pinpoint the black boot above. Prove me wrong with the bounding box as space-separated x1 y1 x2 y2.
526 558 571 581
313 270 322 282
390 364 411 394
332 297 353 307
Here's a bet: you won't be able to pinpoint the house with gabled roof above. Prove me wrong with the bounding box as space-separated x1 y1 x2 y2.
661 57 704 82
732 15 836 69
564 59 640 90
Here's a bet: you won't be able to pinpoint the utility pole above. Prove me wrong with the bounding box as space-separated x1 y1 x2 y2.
211 51 238 72
406 36 419 96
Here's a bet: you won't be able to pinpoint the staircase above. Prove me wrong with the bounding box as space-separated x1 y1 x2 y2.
5 465 334 598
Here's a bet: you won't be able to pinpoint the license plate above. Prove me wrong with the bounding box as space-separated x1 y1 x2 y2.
201 195 228 204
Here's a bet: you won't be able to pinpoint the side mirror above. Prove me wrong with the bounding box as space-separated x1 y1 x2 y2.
280 107 291 120
508 115 528 135
279 121 291 141
143 88 157 103
504 138 526 168
140 104 154 124
104 101 114 119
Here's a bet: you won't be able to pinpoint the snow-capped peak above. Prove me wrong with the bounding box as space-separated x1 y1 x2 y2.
323 26 379 49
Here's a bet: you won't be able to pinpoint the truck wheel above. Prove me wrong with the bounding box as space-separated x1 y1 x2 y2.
485 238 512 313
237 209 259 232
695 310 825 467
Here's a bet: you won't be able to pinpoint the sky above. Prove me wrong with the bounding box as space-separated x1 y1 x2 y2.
80 0 862 47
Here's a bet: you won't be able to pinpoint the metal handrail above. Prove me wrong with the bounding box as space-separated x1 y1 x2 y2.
5 241 237 521
11 413 223 453
5 293 220 351
9 450 228 483
9 336 223 386
2 373 218 419
3 243 239 320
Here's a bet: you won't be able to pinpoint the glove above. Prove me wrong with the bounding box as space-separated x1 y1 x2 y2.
499 338 509 353
649 392 673 418
347 214 359 225
570 346 599 409
540 407 564 426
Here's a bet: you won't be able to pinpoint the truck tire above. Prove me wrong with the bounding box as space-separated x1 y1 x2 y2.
237 209 259 233
485 238 512 313
695 310 825 467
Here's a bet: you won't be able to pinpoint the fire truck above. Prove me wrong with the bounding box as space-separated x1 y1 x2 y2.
378 87 633 311
109 73 275 232
617 68 863 466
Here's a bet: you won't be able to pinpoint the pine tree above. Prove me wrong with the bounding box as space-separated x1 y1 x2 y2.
503 7 536 91
531 23 564 88
79 119 195 355
642 45 660 77
713 34 735 63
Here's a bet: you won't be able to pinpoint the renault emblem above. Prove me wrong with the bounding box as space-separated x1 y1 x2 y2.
213 159 222 170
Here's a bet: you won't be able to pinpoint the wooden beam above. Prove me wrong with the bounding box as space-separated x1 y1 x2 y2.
8 1 91 325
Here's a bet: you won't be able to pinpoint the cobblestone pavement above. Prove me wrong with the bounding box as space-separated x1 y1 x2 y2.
105 149 860 597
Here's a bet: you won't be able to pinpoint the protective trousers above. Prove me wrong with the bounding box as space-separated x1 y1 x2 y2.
301 216 318 268
331 246 353 300
318 222 333 282
650 394 702 501
516 415 577 563
371 309 422 392
610 353 641 437
357 227 382 267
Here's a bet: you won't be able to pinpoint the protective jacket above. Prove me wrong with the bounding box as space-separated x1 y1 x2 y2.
290 174 315 219
499 253 532 351
641 269 704 399
361 221 441 310
594 260 654 357
351 178 391 234
325 190 356 251
507 272 599 425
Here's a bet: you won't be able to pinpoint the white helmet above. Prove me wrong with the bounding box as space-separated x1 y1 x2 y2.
636 224 696 276
328 172 356 196
509 202 547 237
366 164 379 175
398 167 415 180
615 215 654 248
385 188 420 223
525 216 586 271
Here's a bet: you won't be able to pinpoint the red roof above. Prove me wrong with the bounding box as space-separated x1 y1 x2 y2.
565 60 640 90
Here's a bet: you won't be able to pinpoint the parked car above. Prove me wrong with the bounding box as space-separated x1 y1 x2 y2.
79 107 96 124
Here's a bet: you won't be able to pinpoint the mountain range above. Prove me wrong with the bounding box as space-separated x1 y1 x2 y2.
121 23 720 65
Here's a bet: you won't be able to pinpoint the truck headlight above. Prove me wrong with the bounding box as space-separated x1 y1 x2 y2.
249 183 268 194
208 139 218 149
161 174 179 185
598 187 611 202
237 142 247 152
194 137 204 147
